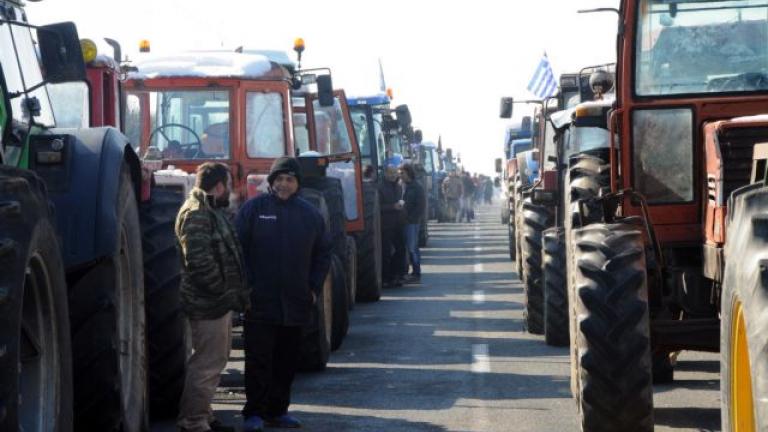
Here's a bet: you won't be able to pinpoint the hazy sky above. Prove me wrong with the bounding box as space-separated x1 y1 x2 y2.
29 0 619 174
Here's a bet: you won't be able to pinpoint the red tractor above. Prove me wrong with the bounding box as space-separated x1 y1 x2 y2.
567 1 768 430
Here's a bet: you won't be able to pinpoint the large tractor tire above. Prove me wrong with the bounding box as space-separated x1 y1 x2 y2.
573 222 653 432
345 235 357 309
303 177 347 265
298 264 333 372
0 168 73 432
721 184 768 431
565 149 610 399
507 221 516 261
69 165 148 431
139 187 187 418
330 254 349 352
543 227 568 347
355 182 382 302
520 198 551 335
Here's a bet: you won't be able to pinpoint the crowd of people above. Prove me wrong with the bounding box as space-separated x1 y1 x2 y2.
441 171 494 223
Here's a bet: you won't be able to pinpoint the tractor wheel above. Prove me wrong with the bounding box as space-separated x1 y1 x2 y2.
0 167 72 432
330 254 349 352
721 184 768 432
507 220 516 261
543 227 568 347
419 218 428 248
345 236 357 310
298 188 330 229
298 263 333 372
139 187 187 418
302 177 347 265
69 165 148 431
565 149 611 399
520 198 551 335
355 182 382 302
573 222 653 432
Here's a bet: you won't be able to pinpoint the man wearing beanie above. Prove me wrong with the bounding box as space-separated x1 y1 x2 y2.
235 157 332 431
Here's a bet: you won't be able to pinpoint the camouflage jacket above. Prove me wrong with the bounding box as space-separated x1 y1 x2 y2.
175 188 249 320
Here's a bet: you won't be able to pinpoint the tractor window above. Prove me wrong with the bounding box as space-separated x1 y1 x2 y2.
571 126 610 156
312 97 352 155
423 149 435 174
636 0 768 96
48 82 89 128
327 160 359 220
0 21 55 128
127 89 231 160
246 92 285 158
124 94 142 152
293 113 310 155
633 108 694 203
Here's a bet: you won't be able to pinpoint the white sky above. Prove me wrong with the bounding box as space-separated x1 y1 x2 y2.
28 0 619 175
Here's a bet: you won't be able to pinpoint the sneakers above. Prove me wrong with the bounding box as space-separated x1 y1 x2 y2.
403 274 421 284
242 416 265 432
265 414 302 428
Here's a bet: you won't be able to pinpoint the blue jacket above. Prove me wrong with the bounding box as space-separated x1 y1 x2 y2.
235 192 332 326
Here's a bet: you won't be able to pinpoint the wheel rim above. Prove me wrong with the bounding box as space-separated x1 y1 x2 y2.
731 300 756 432
19 254 59 432
117 224 142 430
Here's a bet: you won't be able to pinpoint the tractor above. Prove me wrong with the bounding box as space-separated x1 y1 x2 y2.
567 1 768 430
1 3 150 430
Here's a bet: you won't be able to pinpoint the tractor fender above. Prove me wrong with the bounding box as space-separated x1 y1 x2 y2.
32 127 141 268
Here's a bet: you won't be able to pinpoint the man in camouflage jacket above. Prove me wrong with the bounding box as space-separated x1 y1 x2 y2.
175 162 248 432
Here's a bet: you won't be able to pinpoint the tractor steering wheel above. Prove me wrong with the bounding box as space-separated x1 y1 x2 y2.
148 123 203 159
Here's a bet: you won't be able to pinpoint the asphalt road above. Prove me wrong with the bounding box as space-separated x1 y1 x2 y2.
154 204 721 432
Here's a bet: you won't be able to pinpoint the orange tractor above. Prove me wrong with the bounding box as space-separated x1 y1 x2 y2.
567 1 768 430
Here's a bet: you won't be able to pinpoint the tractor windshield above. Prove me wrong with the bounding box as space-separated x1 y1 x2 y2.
126 89 231 160
636 0 768 96
312 97 352 156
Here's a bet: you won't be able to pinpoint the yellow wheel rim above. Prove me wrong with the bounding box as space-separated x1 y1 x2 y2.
731 300 756 432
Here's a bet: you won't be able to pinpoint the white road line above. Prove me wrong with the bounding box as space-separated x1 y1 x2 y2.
474 262 484 273
471 344 491 373
474 246 482 252
473 290 485 304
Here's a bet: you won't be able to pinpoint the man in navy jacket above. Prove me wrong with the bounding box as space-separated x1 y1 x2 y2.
236 157 332 431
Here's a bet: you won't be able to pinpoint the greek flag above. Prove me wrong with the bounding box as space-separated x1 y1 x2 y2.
527 53 557 99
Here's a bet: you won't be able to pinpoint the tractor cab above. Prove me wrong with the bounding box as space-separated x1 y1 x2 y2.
347 93 391 180
124 51 295 205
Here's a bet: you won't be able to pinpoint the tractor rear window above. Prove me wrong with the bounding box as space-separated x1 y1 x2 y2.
636 0 768 96
246 92 285 158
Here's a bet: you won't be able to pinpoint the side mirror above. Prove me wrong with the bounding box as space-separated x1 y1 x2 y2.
395 104 412 128
37 22 87 84
317 74 334 107
495 158 503 173
499 97 514 119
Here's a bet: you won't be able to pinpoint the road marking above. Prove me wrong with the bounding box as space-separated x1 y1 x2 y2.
474 246 482 252
471 344 491 373
474 262 483 273
473 290 485 304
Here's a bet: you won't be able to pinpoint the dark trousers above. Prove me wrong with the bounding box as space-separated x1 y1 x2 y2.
381 225 407 282
242 321 303 418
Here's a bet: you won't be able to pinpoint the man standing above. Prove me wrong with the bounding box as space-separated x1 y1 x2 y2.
461 172 477 223
442 171 463 222
236 157 332 432
176 162 249 432
400 163 426 283
379 165 406 288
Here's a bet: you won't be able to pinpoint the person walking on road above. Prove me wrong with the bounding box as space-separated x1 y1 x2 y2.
460 172 477 223
400 163 426 283
379 164 407 288
442 171 463 223
175 162 249 432
235 157 333 432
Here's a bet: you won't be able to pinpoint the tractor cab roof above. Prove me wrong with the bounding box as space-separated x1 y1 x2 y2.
128 51 290 81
